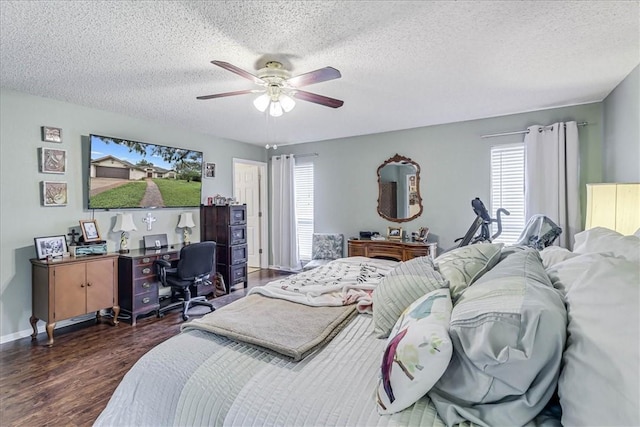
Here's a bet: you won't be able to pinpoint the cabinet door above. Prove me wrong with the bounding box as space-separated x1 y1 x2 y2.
54 264 87 320
86 258 115 312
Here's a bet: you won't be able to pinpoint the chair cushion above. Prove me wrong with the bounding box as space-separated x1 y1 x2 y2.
311 233 344 260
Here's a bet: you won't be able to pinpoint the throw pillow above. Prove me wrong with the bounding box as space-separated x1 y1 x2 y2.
429 248 567 427
434 243 503 302
376 288 453 414
372 256 448 338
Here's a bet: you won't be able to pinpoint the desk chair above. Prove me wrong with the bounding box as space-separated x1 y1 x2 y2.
155 241 216 321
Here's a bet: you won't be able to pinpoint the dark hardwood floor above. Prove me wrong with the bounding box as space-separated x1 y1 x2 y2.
0 269 291 427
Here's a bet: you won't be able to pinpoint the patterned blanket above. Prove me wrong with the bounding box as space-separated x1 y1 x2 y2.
248 256 398 311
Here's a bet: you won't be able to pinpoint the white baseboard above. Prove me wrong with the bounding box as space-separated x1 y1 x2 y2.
1 313 96 344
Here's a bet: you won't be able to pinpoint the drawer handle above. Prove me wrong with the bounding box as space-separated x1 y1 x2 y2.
87 282 91 287
142 297 150 304
162 254 170 260
142 257 151 263
142 282 151 289
142 268 151 274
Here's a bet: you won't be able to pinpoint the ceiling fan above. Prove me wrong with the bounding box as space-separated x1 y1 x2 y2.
197 60 344 117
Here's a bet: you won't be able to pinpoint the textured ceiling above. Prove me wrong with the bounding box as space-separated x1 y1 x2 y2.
1 1 638 146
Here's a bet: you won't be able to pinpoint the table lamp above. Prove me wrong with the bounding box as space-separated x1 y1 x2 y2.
177 212 196 245
113 213 137 253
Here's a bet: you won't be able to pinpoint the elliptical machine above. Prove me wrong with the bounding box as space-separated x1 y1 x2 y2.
453 198 510 248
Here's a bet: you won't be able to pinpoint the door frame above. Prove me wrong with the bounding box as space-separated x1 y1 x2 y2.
232 158 268 269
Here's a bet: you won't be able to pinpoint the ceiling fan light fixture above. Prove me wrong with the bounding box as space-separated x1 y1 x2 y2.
279 93 296 112
269 101 284 117
253 93 270 112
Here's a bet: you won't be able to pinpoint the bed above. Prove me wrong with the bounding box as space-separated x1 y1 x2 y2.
95 184 640 427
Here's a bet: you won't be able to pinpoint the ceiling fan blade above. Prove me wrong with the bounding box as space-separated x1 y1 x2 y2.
196 89 259 100
293 90 344 108
286 67 341 87
211 60 264 85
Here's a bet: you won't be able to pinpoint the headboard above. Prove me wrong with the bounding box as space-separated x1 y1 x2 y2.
585 183 640 235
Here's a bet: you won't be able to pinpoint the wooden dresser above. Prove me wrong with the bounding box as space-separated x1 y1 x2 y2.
30 254 119 346
348 239 436 262
200 205 248 292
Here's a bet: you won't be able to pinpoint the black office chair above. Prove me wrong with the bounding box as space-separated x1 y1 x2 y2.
155 241 216 321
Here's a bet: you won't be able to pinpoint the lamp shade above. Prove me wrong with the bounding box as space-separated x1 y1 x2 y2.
177 212 196 229
113 213 137 232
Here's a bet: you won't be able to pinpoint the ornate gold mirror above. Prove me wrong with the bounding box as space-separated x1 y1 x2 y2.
377 154 423 223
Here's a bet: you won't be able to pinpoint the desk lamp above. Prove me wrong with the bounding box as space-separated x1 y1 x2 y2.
113 213 137 253
178 212 196 245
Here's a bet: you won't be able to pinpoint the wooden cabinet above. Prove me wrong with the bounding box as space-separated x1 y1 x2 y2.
347 239 436 262
30 254 119 346
201 205 248 292
118 247 180 325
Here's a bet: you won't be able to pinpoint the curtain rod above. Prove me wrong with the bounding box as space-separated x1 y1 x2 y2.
480 122 589 139
271 152 319 160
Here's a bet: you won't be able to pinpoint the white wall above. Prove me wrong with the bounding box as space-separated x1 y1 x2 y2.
603 65 640 182
0 88 264 341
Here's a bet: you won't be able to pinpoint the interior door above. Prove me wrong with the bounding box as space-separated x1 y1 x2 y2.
234 162 261 268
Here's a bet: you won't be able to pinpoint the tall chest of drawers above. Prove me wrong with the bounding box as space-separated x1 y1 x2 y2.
200 204 248 292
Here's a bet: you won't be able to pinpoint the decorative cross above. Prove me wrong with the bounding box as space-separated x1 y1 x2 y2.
142 212 157 231
67 229 80 245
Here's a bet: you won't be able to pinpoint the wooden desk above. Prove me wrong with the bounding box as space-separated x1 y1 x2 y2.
30 254 119 346
348 239 436 262
117 247 180 326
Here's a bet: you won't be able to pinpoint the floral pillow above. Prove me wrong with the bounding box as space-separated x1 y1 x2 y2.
376 288 453 414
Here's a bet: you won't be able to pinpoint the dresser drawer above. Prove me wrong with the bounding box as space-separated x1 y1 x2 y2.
134 264 156 278
133 292 159 312
230 226 246 245
230 244 247 265
229 205 247 225
133 278 158 296
229 264 247 284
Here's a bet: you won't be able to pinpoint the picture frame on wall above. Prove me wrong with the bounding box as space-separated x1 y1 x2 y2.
39 147 67 174
41 126 62 143
79 219 102 242
41 181 68 206
34 235 68 259
205 162 216 178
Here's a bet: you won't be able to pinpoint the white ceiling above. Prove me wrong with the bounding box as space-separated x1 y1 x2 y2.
1 1 638 146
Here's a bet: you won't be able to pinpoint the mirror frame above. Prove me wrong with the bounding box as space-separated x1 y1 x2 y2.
376 153 423 223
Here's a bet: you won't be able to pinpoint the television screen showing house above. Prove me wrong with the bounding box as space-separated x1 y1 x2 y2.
88 134 203 209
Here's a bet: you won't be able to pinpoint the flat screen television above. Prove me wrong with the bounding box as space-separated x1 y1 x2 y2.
88 134 203 209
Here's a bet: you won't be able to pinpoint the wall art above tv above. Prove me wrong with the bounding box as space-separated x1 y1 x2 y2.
88 134 203 210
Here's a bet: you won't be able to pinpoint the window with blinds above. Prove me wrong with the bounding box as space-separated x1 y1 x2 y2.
490 143 525 245
294 162 314 261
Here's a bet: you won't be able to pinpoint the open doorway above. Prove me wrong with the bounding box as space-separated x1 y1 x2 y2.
233 159 268 272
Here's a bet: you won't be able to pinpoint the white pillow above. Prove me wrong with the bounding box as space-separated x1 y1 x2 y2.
376 288 452 414
573 227 640 263
551 253 639 426
539 246 578 269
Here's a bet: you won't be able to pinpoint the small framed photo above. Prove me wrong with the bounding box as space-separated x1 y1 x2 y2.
79 219 102 242
204 162 216 178
387 226 403 240
34 235 68 260
40 147 67 174
41 126 62 143
41 181 68 206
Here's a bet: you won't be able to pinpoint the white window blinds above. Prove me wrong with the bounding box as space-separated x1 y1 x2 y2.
294 162 314 261
490 143 525 244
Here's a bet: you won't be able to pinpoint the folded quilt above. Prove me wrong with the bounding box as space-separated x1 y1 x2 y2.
248 256 398 310
182 294 358 361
